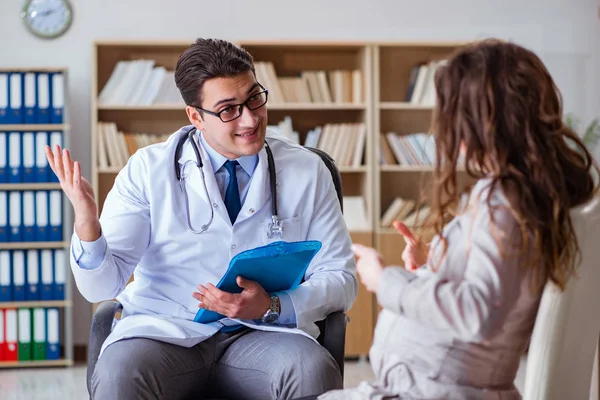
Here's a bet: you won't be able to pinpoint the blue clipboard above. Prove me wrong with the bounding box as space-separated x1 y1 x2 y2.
194 240 322 324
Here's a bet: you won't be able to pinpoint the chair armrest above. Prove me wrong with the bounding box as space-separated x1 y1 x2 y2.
86 300 123 395
317 311 349 378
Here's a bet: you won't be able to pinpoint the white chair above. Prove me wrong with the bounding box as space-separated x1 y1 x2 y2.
523 195 600 399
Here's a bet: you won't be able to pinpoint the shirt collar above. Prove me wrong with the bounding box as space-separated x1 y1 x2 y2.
198 132 258 176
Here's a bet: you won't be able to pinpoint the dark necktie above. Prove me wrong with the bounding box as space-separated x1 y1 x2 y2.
223 160 241 224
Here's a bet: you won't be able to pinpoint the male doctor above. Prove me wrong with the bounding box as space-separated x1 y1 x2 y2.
46 38 358 400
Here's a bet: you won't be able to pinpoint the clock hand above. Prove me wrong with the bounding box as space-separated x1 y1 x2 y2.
38 8 60 17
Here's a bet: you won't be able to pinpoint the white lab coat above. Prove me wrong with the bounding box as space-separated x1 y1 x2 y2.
70 126 358 357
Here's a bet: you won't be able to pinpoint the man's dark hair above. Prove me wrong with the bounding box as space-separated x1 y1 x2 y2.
175 38 255 107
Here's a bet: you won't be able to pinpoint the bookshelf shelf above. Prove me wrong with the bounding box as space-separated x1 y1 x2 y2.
0 183 62 191
0 300 72 308
0 124 69 131
379 102 433 110
0 359 73 369
0 242 69 250
97 103 366 111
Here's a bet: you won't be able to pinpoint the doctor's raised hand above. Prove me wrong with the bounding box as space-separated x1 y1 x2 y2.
44 144 100 242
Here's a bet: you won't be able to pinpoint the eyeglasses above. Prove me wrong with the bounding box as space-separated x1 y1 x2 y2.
192 84 269 123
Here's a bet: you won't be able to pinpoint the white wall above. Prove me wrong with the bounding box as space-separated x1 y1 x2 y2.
0 0 598 345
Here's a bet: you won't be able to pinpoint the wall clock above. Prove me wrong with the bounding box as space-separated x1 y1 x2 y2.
22 0 73 39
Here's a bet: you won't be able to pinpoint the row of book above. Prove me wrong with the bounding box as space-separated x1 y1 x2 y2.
269 118 366 167
0 249 66 302
97 119 367 169
0 71 65 125
98 60 183 106
96 122 170 169
381 197 431 228
0 308 61 362
254 61 363 104
380 132 436 166
0 131 62 183
0 190 64 243
404 60 445 106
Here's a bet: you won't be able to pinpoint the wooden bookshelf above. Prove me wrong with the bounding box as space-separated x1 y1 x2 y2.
0 67 73 368
92 40 376 357
237 41 375 356
373 42 472 267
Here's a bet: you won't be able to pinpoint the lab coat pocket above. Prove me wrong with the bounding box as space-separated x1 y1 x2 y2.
261 215 303 244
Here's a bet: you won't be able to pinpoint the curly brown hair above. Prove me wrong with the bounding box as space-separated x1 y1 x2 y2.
427 38 599 291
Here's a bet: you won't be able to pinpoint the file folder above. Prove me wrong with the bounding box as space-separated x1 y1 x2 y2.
5 309 17 361
46 308 60 360
8 191 22 242
0 310 4 361
0 191 7 242
53 249 65 300
0 73 8 124
35 191 48 241
48 132 62 182
23 73 37 124
194 240 322 324
22 191 35 242
32 308 45 361
35 132 49 182
49 191 62 241
50 73 64 124
18 308 32 361
36 73 50 124
8 73 23 124
8 131 21 183
22 132 36 183
26 250 39 301
0 250 10 301
0 132 7 182
40 249 53 300
12 250 25 301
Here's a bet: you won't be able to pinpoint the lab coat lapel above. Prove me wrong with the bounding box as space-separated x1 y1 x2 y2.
177 136 230 225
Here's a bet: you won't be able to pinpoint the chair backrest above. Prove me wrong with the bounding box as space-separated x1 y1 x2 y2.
305 147 344 211
523 195 600 399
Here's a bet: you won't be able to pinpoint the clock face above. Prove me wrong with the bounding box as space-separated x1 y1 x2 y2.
22 0 73 39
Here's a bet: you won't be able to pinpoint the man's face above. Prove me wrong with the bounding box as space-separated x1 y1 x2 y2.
187 71 268 159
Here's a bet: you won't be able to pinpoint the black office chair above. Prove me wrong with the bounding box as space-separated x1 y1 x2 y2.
86 147 349 396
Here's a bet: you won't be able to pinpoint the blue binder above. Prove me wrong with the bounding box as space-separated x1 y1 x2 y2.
194 240 322 324
50 73 64 124
8 73 23 124
0 132 7 183
23 72 37 124
0 250 10 301
11 250 26 301
0 191 7 242
0 73 8 124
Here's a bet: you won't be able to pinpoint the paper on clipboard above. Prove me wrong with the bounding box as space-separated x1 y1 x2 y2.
194 240 322 324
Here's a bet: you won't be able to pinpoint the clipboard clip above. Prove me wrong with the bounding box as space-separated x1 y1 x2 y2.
267 215 283 239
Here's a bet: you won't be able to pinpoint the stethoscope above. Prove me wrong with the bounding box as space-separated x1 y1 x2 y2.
174 127 282 238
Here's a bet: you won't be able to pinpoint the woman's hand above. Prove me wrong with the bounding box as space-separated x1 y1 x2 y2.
351 244 385 293
393 221 429 271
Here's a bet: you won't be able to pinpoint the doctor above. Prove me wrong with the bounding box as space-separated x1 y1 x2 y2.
46 38 358 400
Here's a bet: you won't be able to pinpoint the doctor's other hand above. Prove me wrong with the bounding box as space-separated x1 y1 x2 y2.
193 276 271 320
351 243 384 293
45 144 100 241
393 221 428 272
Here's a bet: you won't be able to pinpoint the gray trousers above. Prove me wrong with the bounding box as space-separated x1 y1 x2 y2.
91 327 342 400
